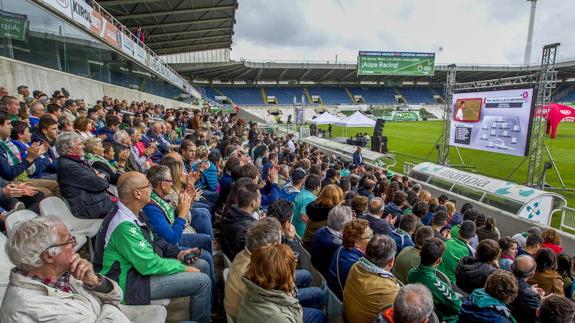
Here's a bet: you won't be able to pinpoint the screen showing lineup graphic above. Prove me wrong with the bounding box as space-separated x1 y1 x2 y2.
449 88 535 157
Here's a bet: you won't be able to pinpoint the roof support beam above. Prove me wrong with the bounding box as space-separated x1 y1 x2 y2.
277 69 289 80
131 18 233 30
155 43 230 54
256 69 264 81
147 35 230 46
341 70 357 81
210 66 248 80
319 69 336 81
148 27 232 39
298 69 313 80
233 68 254 80
116 5 236 20
99 0 161 6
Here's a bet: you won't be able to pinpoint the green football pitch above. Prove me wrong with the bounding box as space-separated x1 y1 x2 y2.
381 121 575 211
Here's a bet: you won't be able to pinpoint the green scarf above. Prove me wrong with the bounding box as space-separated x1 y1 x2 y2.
0 139 28 181
150 191 175 224
84 152 117 172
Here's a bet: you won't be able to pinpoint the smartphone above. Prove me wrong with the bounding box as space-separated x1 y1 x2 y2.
182 249 202 265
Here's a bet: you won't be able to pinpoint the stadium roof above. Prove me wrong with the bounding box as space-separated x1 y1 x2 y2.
96 0 237 55
172 59 575 84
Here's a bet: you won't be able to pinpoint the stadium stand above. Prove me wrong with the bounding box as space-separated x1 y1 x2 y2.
348 87 397 104
307 87 352 104
398 87 436 104
265 87 306 104
216 86 263 105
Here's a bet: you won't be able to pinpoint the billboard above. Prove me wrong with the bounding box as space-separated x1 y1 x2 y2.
449 88 535 157
0 10 29 41
358 51 435 76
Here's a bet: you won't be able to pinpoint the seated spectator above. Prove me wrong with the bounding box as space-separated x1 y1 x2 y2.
303 184 344 250
541 229 564 255
28 101 44 128
350 195 368 217
0 217 155 322
321 168 340 188
73 116 94 141
225 218 324 322
517 233 544 257
344 235 400 323
142 121 170 163
408 238 462 323
56 132 114 219
431 210 450 241
311 205 352 278
437 220 476 284
450 209 479 249
557 254 574 298
293 174 321 237
455 239 500 294
0 113 58 196
10 121 53 179
512 227 542 250
278 167 306 202
180 139 197 173
383 190 406 225
476 216 500 242
266 200 305 261
537 294 575 323
327 219 371 300
509 255 542 323
389 214 417 255
238 244 324 323
32 115 59 172
58 116 74 132
93 172 211 322
84 137 128 185
358 197 395 235
498 237 519 271
378 284 435 323
459 270 519 323
197 150 221 204
411 200 427 231
94 115 119 144
357 179 375 199
393 226 434 284
221 182 261 260
528 248 565 296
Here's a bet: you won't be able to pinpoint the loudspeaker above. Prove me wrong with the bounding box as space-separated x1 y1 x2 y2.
371 136 389 153
373 119 385 137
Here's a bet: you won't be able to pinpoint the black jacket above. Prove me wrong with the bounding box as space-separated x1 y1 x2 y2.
57 155 115 219
509 277 541 323
221 205 256 260
455 256 496 294
357 213 393 235
306 203 332 223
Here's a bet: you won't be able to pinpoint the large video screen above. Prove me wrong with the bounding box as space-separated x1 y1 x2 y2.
449 88 534 157
357 51 435 76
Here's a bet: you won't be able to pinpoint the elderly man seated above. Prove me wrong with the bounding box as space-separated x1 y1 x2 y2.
93 171 211 323
0 217 166 322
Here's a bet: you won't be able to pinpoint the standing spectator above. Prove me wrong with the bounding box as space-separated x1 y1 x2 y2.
557 254 574 298
310 205 352 278
455 239 500 294
528 248 565 296
541 229 564 255
437 220 476 284
458 270 519 323
509 255 543 323
135 27 145 43
352 146 363 165
408 238 462 323
278 168 306 202
344 235 399 323
393 226 434 284
327 219 371 300
476 217 500 241
431 210 450 241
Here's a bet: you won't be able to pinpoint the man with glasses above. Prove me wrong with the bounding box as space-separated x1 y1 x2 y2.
0 217 167 322
93 171 211 323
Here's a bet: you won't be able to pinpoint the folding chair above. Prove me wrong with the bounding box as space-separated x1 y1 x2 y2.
5 210 38 238
39 197 102 256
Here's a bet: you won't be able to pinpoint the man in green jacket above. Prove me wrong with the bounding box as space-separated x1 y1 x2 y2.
437 220 476 283
93 172 211 323
408 238 462 323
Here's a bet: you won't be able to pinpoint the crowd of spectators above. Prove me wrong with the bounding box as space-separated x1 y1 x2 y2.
0 84 573 323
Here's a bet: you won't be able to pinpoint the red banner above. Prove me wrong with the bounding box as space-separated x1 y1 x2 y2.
89 10 119 49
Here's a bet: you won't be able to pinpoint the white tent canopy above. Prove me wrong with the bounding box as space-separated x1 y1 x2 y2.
335 111 376 127
311 112 340 124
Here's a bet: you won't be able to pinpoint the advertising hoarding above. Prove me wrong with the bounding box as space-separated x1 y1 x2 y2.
358 51 435 76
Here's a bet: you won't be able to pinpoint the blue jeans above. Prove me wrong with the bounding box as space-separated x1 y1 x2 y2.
303 307 326 323
295 269 324 309
296 269 312 288
178 241 217 300
190 208 214 239
202 190 219 204
180 233 212 254
149 272 211 323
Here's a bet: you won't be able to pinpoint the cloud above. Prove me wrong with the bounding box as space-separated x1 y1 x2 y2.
232 0 575 65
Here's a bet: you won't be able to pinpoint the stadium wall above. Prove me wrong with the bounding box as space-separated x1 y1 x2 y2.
0 56 189 109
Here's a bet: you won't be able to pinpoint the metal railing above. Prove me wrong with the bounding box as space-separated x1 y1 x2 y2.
560 207 575 233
